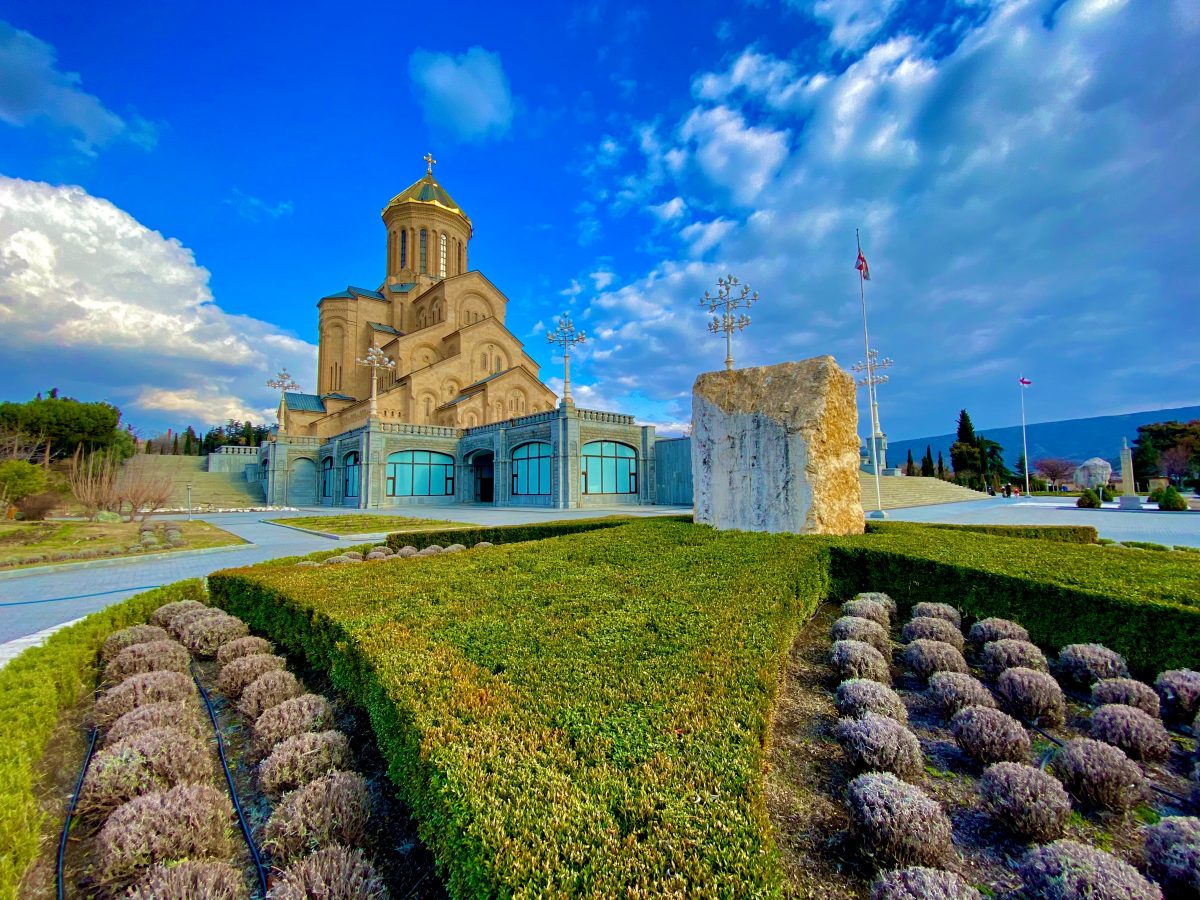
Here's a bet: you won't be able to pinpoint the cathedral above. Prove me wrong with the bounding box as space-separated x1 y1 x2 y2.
257 157 658 509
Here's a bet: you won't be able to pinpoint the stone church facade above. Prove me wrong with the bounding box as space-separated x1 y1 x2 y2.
258 158 657 509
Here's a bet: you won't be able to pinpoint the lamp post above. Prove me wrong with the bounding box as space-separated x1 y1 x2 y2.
700 274 757 371
186 482 192 521
266 370 300 432
356 346 396 417
547 314 587 407
852 350 893 518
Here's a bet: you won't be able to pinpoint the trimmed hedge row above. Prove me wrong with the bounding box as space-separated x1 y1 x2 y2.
867 522 1100 544
829 529 1200 673
382 514 688 552
212 518 830 896
0 580 207 900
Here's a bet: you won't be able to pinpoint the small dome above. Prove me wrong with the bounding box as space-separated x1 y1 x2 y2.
383 171 471 225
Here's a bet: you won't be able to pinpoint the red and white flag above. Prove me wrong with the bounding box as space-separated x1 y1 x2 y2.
1019 376 1032 386
856 249 870 281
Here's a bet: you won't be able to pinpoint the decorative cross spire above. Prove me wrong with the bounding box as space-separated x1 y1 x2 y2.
424 152 437 175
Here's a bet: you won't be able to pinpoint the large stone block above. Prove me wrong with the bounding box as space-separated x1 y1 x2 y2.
691 356 864 535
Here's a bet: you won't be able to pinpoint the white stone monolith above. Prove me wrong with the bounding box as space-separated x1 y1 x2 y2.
691 356 864 535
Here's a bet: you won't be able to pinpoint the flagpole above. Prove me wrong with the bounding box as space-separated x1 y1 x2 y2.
858 228 885 519
1020 378 1031 496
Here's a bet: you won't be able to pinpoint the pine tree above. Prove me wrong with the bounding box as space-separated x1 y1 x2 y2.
172 434 179 455
183 429 194 456
937 451 945 479
956 410 977 445
145 440 153 454
904 449 917 476
921 445 935 478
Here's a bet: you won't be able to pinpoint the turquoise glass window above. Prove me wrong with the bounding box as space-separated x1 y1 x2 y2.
343 451 360 498
581 441 637 494
511 442 551 495
386 449 454 496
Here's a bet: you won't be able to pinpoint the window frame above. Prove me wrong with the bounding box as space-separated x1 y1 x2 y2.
511 441 552 496
320 456 334 498
580 441 638 495
385 449 455 497
343 451 361 498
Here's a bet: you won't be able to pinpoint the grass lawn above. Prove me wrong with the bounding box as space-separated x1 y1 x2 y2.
270 514 456 535
0 519 244 569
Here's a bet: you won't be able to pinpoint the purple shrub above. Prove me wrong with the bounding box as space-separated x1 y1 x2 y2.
1017 840 1163 900
901 617 965 653
846 772 952 868
252 693 334 758
830 639 891 684
1051 738 1146 812
217 653 286 699
1089 704 1171 762
165 605 223 638
95 670 194 727
910 602 961 628
105 640 191 685
79 726 211 819
967 617 1029 648
997 667 1067 727
1057 643 1129 689
127 860 246 899
269 844 388 900
842 598 890 628
927 672 996 719
835 714 924 777
1156 669 1200 723
979 762 1071 842
832 616 892 656
835 679 908 723
981 639 1048 680
856 592 897 618
106 699 206 746
179 613 249 658
950 706 1030 765
101 624 171 663
148 599 208 629
262 771 371 864
901 639 969 681
239 670 302 719
1143 816 1200 898
259 730 351 795
216 634 274 668
95 783 232 886
1091 678 1160 719
869 868 981 900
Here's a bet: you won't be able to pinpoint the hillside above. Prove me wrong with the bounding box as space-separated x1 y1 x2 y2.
888 405 1200 469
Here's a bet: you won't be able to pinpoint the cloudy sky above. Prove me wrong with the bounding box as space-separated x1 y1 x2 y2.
1 0 1196 442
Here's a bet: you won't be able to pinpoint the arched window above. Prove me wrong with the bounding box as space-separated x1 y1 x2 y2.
439 233 447 277
419 228 427 274
400 231 407 269
386 450 455 496
423 396 433 419
512 442 551 495
458 241 463 274
343 451 360 498
321 457 334 498
581 441 638 495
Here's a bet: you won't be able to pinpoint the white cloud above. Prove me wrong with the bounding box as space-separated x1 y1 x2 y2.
0 20 156 154
559 279 583 298
648 196 686 222
408 47 515 142
589 269 616 290
678 106 790 204
807 0 901 53
225 188 294 222
0 176 315 429
680 218 735 256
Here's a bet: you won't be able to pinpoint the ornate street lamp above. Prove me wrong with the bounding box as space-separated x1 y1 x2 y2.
356 347 396 417
700 274 757 371
547 313 587 407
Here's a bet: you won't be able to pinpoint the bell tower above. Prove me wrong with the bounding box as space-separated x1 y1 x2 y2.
382 154 473 287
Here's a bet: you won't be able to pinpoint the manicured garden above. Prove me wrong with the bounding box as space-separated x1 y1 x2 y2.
4 516 1198 897
0 519 244 570
268 514 457 535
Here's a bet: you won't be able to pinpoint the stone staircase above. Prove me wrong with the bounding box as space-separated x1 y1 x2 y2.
125 455 266 510
861 473 988 510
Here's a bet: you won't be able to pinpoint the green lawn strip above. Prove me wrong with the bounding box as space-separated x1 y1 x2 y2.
869 521 1099 544
831 527 1200 672
382 514 680 552
0 580 208 900
211 518 829 896
0 520 244 570
268 514 459 535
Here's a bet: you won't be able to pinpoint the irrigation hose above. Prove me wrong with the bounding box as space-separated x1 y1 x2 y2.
56 724 98 900
193 666 270 897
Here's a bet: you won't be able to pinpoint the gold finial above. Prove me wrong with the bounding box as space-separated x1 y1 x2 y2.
424 152 436 175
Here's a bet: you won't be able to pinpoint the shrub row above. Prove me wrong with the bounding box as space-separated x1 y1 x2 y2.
0 580 206 900
867 521 1100 544
382 514 676 553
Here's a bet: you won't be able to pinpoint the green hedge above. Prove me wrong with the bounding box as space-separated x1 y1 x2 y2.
211 518 828 896
830 529 1200 673
867 521 1098 544
0 580 207 900
382 514 687 552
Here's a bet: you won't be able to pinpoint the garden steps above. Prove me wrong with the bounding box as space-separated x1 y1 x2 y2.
123 455 266 509
861 474 989 509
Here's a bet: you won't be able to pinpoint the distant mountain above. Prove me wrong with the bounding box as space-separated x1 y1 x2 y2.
887 406 1200 470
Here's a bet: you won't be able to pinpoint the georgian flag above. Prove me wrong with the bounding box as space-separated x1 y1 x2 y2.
1019 377 1032 386
856 249 870 280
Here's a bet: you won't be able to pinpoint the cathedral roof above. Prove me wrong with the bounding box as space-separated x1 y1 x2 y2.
383 171 471 226
283 392 326 413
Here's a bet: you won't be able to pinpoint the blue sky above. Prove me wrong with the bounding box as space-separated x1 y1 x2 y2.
0 0 1197 444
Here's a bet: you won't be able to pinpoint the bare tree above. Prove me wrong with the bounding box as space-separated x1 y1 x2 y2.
118 459 175 522
68 447 122 520
1033 457 1077 489
1160 446 1194 486
0 427 44 463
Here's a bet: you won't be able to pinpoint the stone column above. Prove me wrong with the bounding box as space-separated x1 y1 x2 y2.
1118 440 1141 510
692 356 864 535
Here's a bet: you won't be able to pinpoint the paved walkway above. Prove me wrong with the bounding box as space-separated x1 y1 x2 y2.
0 505 690 658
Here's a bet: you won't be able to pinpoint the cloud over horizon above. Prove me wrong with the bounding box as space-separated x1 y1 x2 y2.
408 47 516 142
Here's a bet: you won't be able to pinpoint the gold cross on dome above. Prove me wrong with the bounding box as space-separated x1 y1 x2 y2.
424 152 437 174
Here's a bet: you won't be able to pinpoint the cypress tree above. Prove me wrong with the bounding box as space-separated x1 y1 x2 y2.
921 445 935 477
937 451 945 478
172 433 179 455
904 449 916 476
956 409 977 445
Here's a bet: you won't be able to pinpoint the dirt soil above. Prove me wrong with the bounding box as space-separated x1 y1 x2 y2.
766 601 1199 897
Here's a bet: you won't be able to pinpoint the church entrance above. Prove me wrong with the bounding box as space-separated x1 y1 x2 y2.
471 452 495 503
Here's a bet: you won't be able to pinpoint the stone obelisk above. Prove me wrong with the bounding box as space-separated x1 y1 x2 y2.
1118 438 1141 510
